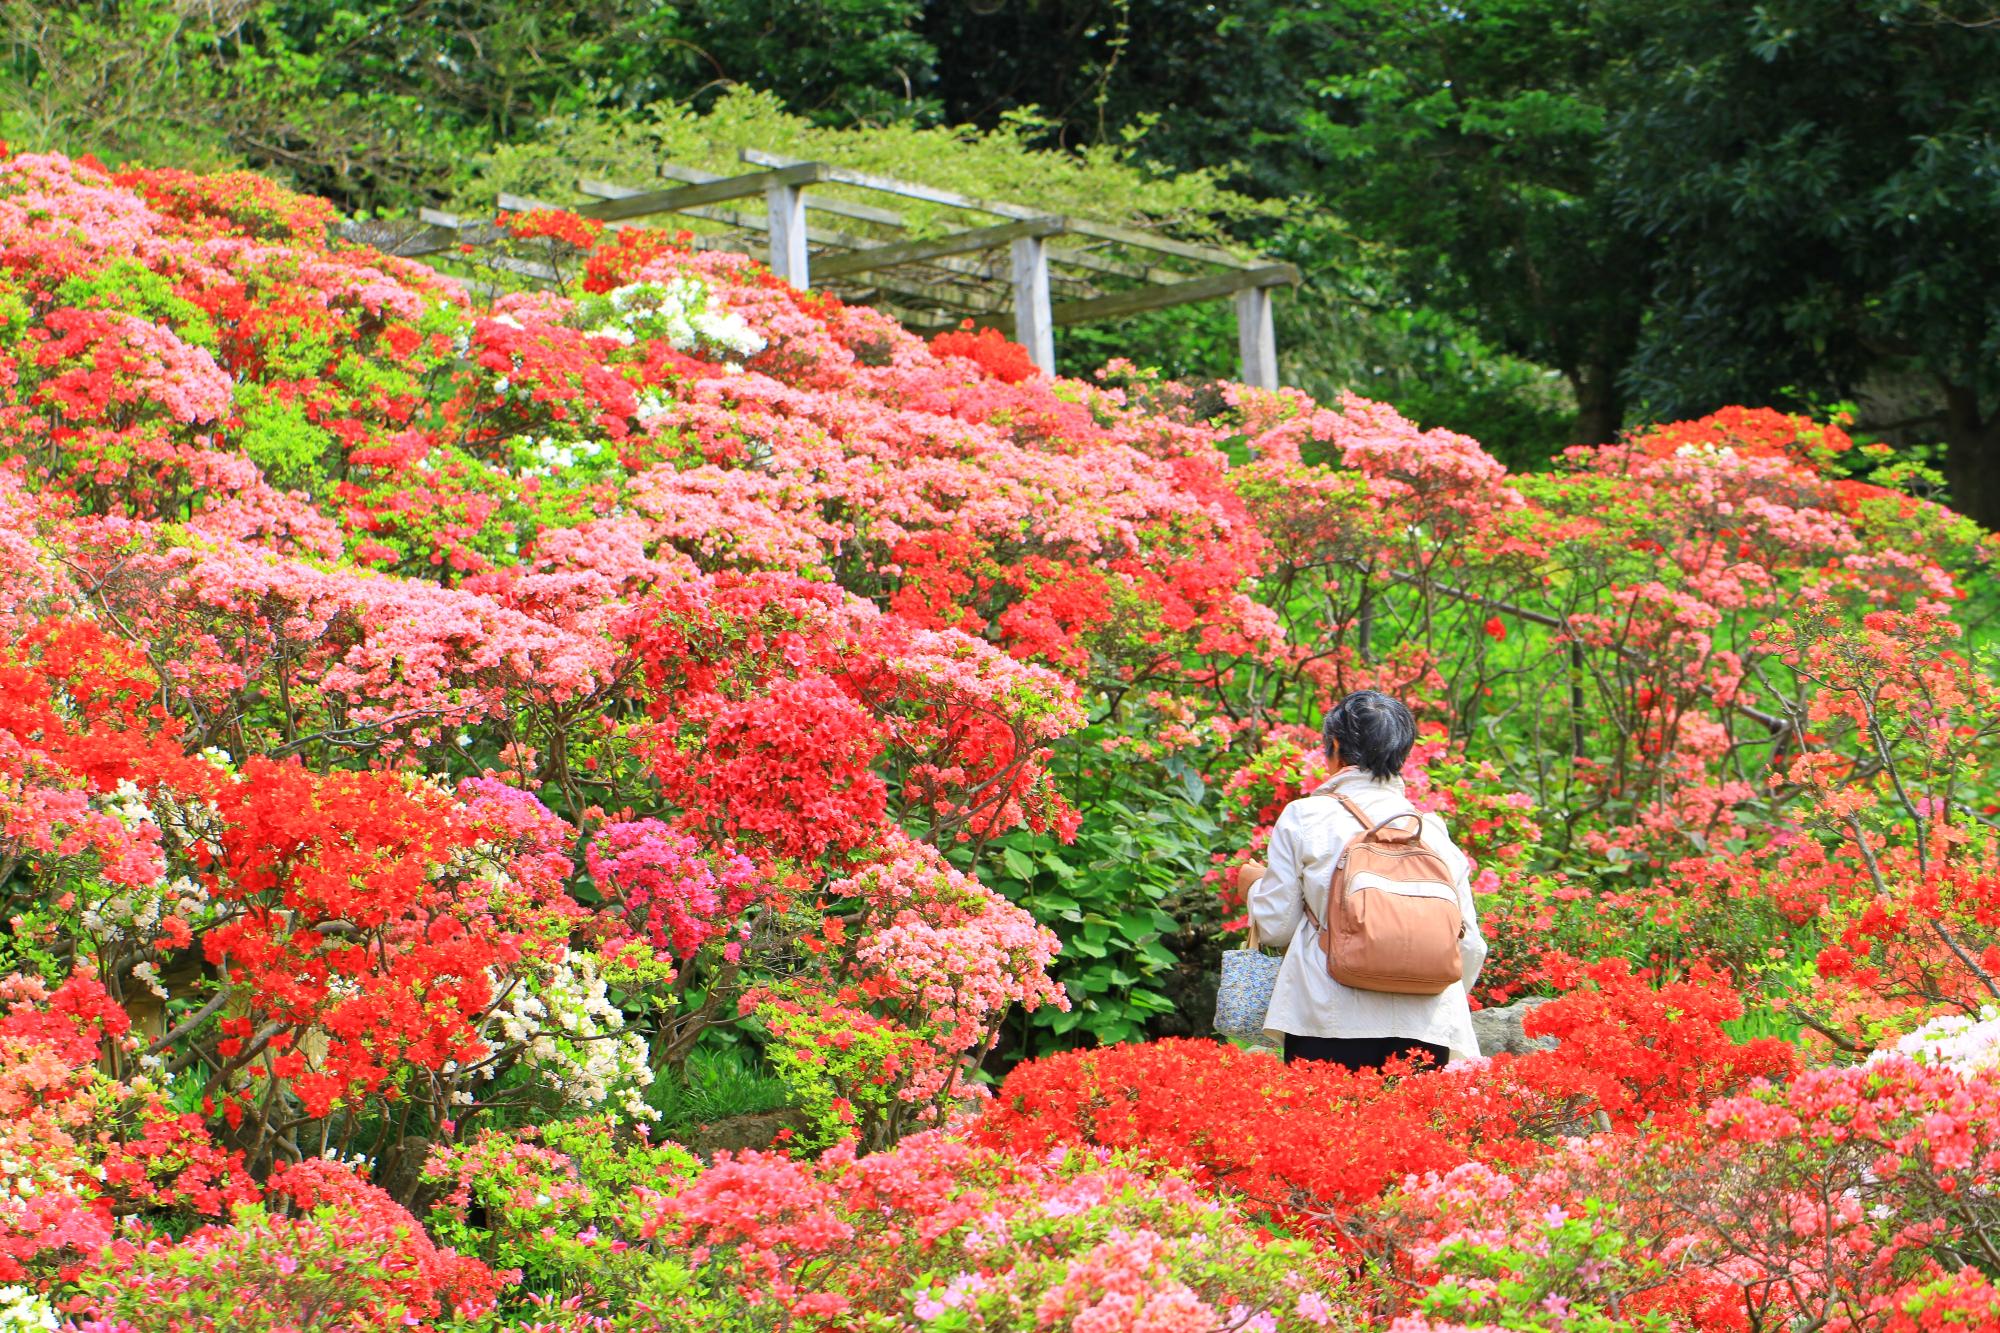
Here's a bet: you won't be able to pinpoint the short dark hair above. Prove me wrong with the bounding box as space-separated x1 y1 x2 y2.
1323 690 1416 780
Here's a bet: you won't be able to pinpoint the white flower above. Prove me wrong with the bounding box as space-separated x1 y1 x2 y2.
0 1284 59 1332
1882 1006 2000 1075
590 278 765 361
482 951 655 1119
103 780 156 831
132 960 168 1000
1674 442 1738 461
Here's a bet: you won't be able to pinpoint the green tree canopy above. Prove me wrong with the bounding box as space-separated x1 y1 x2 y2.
1284 0 1645 444
1602 0 2000 525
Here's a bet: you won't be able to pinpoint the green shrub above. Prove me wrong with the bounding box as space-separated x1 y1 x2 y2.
646 1043 794 1139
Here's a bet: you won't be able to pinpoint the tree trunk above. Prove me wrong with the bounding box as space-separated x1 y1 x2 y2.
1570 362 1625 445
1940 381 2000 532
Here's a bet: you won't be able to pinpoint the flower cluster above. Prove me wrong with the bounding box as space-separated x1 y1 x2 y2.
575 277 765 360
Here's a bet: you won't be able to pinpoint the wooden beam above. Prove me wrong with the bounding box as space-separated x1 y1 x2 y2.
409 207 507 252
741 147 1017 214
663 161 1170 285
894 307 1021 337
571 181 1101 298
811 218 1064 280
1047 239 1172 285
841 272 1016 318
497 192 778 264
914 312 1017 338
1062 217 1261 272
574 181 1076 290
740 148 1261 271
574 181 780 235
340 218 447 258
1011 233 1056 375
659 162 906 228
1234 285 1279 389
499 191 658 237
568 163 826 223
345 209 562 284
1050 264 1298 326
848 276 1016 318
371 229 450 259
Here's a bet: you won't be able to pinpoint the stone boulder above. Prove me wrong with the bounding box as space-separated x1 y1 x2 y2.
681 1108 812 1160
1471 996 1558 1056
375 1134 437 1209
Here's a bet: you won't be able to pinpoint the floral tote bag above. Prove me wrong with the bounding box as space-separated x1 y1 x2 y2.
1213 918 1282 1047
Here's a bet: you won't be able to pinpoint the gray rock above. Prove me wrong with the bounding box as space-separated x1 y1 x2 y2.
376 1134 437 1209
682 1108 812 1160
1471 996 1558 1057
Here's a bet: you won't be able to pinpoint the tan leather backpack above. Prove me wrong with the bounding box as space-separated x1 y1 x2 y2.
1303 793 1465 995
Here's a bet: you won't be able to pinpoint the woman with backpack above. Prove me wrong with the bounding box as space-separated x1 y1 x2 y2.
1241 690 1487 1069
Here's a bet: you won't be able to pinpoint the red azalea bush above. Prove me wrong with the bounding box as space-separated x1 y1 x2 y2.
977 960 1793 1226
929 323 1041 384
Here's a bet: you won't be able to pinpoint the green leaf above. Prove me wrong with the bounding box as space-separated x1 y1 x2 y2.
1027 891 1081 918
1091 1018 1144 1045
1073 967 1116 994
1125 988 1178 1015
1114 910 1161 942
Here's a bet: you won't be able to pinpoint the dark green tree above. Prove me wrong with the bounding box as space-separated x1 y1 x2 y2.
1602 0 2000 527
1286 0 1647 444
682 0 938 125
921 0 1322 195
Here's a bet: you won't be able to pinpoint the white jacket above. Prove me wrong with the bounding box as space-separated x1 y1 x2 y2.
1248 767 1487 1059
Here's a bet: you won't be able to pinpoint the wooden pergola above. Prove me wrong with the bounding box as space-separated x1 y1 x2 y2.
356 150 1298 387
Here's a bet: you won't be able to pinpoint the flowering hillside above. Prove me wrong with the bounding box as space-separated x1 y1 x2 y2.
3 150 2000 1331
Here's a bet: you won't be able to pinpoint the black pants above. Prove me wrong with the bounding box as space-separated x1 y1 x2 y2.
1282 1033 1448 1071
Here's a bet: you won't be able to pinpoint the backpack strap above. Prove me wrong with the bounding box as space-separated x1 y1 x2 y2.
1336 792 1423 844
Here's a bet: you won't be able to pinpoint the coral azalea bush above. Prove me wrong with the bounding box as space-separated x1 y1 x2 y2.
0 148 1996 1329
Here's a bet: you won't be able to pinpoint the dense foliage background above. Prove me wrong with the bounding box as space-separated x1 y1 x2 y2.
10 1 2000 514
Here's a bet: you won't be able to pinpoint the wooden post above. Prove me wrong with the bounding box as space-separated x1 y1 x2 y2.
766 179 809 288
1235 284 1278 389
1010 234 1055 375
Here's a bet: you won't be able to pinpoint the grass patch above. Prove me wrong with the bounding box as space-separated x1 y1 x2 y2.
647 1043 794 1137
